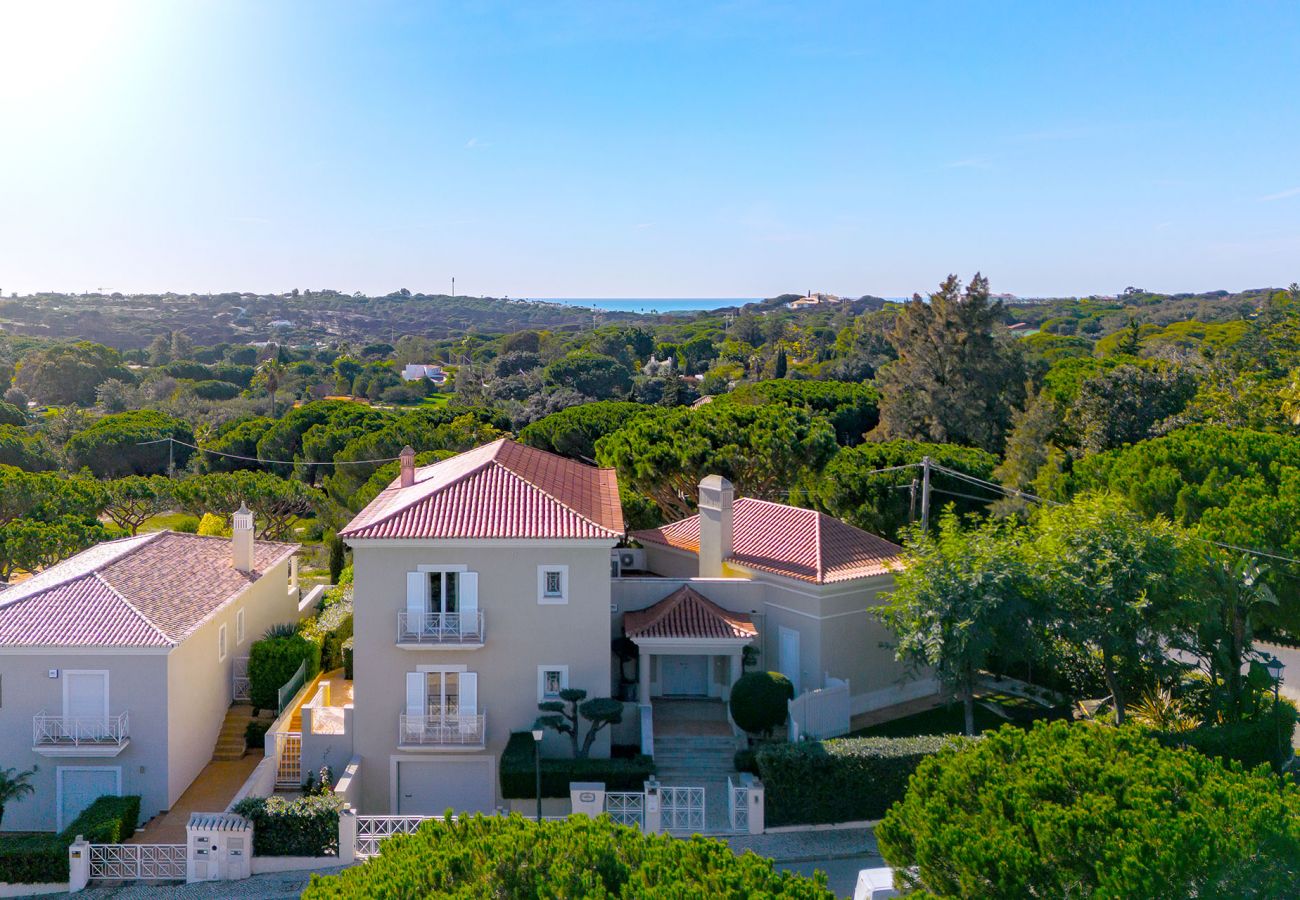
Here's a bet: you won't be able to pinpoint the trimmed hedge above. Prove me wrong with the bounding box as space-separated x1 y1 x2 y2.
0 794 140 884
500 731 655 799
757 736 958 826
302 814 834 898
247 632 321 711
730 671 794 736
1159 697 1299 772
233 793 344 857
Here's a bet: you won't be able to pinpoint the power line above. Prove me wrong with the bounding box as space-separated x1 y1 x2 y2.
136 437 403 467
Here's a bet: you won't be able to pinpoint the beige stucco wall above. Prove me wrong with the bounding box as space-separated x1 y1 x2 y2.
165 557 298 807
347 539 615 814
0 650 169 832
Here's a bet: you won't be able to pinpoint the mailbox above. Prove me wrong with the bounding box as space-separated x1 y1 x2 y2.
187 812 252 883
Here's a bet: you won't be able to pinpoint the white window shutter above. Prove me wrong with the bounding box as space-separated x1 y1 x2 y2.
459 672 478 716
405 572 426 633
459 572 479 635
405 672 424 722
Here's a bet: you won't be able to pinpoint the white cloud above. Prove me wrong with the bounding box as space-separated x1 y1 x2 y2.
1259 187 1300 202
465 137 490 149
944 157 992 169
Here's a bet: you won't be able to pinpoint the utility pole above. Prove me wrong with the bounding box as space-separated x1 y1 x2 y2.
167 438 175 479
920 456 932 531
908 477 918 524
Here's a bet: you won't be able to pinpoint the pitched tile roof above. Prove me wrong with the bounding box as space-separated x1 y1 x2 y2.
624 586 756 641
340 438 624 540
632 497 902 585
0 531 298 648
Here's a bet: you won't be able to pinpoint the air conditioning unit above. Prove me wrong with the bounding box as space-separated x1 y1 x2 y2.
618 548 645 571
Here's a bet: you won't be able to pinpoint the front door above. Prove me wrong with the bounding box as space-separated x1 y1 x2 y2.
661 655 709 696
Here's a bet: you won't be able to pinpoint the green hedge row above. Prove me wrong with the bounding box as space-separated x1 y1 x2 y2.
0 794 140 884
232 793 344 857
1158 697 1299 772
499 731 656 799
756 735 958 826
247 631 320 711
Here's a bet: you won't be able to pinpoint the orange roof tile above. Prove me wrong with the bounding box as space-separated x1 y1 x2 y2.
624 586 756 641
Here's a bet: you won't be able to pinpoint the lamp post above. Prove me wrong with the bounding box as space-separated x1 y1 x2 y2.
1266 657 1285 769
531 728 544 823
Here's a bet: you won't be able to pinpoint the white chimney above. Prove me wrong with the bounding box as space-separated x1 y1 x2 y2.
232 503 254 574
697 475 734 578
399 445 416 488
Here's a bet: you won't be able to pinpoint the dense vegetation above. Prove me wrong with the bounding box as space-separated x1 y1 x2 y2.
301 814 834 898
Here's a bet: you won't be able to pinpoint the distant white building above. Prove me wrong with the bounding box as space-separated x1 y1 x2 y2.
401 363 447 385
787 292 842 309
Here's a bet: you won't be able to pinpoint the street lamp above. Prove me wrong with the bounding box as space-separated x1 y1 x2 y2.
1266 657 1286 769
531 728 544 823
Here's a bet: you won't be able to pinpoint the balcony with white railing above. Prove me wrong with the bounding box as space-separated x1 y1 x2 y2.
33 711 130 757
396 611 485 649
399 710 486 749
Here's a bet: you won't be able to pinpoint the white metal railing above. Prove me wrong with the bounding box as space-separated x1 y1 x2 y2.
33 711 129 748
355 815 433 858
728 776 750 833
275 732 302 787
660 786 705 834
233 656 251 703
88 843 186 880
604 791 645 829
396 610 485 644
399 711 486 746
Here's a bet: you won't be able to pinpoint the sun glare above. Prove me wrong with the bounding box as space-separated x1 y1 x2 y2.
0 1 126 106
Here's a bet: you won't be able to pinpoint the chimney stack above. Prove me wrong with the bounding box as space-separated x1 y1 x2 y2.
399 445 416 488
232 503 254 574
697 475 734 578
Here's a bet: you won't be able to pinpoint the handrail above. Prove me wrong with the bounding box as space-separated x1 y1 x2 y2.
33 710 130 746
399 710 486 746
397 610 485 644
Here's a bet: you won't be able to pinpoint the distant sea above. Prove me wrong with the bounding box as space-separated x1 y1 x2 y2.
529 298 760 314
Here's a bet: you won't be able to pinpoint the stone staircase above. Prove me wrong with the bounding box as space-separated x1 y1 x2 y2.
652 734 742 782
211 704 256 761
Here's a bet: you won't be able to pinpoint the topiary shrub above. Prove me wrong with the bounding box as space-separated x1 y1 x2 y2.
62 795 140 842
878 721 1300 898
233 793 344 857
301 814 834 898
500 731 655 798
729 671 794 736
247 632 321 711
757 735 956 826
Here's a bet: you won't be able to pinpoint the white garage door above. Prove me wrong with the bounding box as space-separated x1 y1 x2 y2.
58 767 120 831
397 760 494 815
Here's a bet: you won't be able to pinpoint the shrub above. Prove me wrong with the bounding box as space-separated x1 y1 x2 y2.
197 512 230 537
757 735 956 826
247 632 321 710
327 536 346 585
299 591 353 672
0 834 67 884
189 379 243 401
878 721 1300 898
302 814 834 898
499 731 655 799
246 719 271 750
173 515 200 533
232 793 344 857
734 748 759 775
342 637 354 680
1159 697 1299 772
729 671 794 736
63 795 140 842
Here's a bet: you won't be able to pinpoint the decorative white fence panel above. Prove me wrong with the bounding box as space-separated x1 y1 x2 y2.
33 711 130 749
788 677 850 741
88 843 186 881
232 656 251 703
274 732 302 788
728 777 749 833
660 786 705 834
355 815 433 858
604 791 644 829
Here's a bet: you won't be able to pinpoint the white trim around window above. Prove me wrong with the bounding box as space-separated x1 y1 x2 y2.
537 565 569 605
537 665 569 702
218 624 228 662
236 608 245 645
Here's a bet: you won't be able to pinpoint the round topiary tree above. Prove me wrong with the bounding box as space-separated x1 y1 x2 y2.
729 671 794 736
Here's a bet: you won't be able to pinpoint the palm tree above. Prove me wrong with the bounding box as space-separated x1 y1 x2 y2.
257 358 286 416
0 764 38 828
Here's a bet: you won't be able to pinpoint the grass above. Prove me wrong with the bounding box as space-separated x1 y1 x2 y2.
851 694 1071 739
419 393 451 407
139 511 201 533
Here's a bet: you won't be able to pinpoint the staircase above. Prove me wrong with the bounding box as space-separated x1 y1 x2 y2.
652 734 742 781
211 704 256 761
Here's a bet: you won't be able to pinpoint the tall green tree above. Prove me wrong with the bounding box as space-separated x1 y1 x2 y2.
877 511 1031 734
103 476 174 536
63 410 194 477
874 274 1025 452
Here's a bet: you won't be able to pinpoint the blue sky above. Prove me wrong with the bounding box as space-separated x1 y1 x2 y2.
1 1 1298 298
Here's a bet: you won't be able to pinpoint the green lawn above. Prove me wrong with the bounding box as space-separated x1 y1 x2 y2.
851 694 1070 739
419 393 451 407
139 511 200 533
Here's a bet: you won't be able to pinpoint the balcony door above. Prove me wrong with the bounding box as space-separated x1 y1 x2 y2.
64 671 108 722
405 670 478 724
406 569 478 637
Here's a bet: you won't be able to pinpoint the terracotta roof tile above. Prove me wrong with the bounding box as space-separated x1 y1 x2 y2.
624 586 756 640
340 438 624 540
0 532 298 648
632 497 902 584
